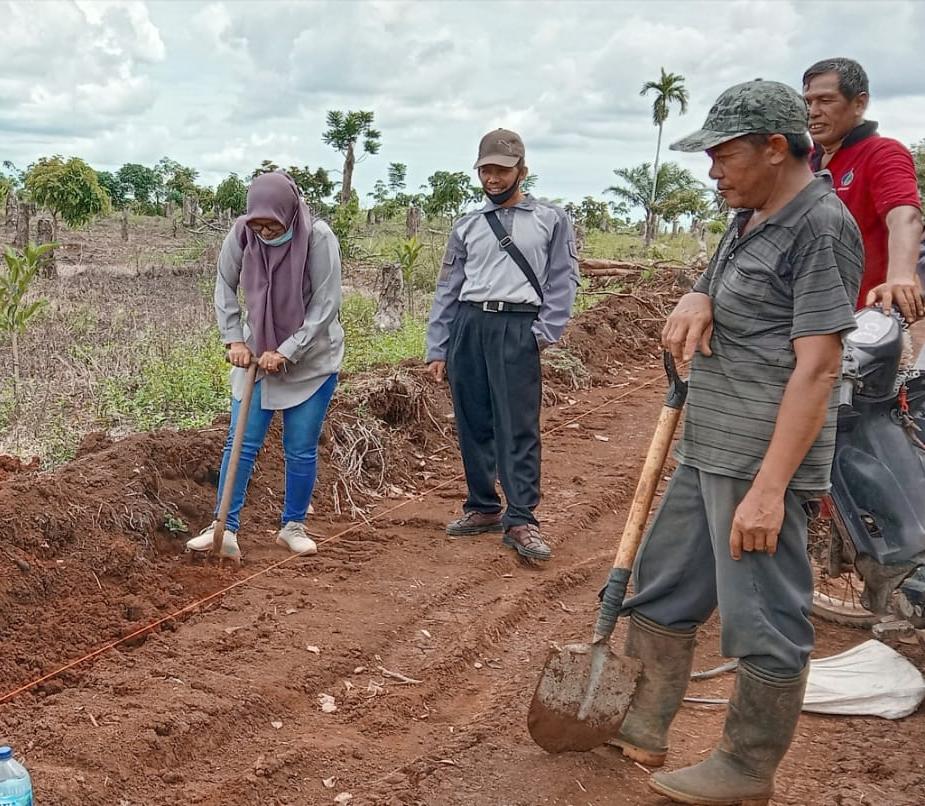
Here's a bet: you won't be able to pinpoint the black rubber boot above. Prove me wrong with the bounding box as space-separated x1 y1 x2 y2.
606 612 698 767
649 661 809 805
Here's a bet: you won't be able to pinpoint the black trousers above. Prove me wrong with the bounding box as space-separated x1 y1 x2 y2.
446 304 542 528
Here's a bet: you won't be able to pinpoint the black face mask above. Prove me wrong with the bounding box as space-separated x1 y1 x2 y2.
484 177 521 205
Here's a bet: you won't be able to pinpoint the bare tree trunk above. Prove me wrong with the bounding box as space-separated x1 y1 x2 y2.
4 192 16 227
165 200 176 219
340 142 355 205
405 205 421 239
172 217 178 238
374 262 404 332
645 122 664 247
121 209 129 242
13 202 33 248
36 218 56 277
574 223 586 256
671 219 680 237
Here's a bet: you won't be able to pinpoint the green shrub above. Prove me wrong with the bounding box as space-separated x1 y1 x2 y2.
100 330 228 430
340 294 426 373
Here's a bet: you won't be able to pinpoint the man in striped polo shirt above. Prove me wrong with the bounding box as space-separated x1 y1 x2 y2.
612 81 863 805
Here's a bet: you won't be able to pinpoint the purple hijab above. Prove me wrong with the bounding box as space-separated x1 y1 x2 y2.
235 171 312 355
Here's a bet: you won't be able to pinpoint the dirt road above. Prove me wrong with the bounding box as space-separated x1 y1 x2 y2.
0 351 922 805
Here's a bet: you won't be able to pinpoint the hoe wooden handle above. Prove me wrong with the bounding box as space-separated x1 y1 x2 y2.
212 362 259 555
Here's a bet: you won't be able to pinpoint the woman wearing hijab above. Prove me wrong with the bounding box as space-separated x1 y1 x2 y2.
185 171 344 561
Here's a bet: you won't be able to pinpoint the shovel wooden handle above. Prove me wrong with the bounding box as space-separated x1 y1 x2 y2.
212 362 258 555
613 351 687 569
612 402 684 569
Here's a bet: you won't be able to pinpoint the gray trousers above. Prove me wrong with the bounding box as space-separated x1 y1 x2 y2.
446 304 542 528
623 464 815 676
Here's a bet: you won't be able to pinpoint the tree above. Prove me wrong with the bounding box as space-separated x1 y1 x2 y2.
422 171 481 220
1 243 52 417
196 185 215 212
116 163 161 211
251 163 335 213
640 67 689 244
96 171 129 209
288 166 335 211
387 162 407 194
155 157 199 205
577 196 614 231
250 160 281 178
215 173 248 215
322 110 382 204
24 156 110 237
605 161 704 236
522 173 539 193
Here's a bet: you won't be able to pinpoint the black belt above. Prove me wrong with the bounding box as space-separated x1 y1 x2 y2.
465 300 540 314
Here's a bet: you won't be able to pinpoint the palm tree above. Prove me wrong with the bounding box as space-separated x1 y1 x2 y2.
605 162 704 235
640 68 689 244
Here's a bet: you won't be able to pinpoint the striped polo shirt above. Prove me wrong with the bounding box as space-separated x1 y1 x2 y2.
677 175 863 491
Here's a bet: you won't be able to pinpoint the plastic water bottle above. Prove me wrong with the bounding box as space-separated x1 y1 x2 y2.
0 747 32 805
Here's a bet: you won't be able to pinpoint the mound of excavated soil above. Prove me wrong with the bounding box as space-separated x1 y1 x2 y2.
0 455 40 484
0 289 671 692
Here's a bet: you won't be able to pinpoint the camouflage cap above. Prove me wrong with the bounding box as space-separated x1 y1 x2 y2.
669 79 809 153
474 128 525 169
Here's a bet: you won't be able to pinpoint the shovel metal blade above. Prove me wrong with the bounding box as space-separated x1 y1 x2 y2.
528 641 642 753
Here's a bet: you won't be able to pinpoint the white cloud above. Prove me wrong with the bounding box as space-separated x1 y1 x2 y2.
0 0 922 205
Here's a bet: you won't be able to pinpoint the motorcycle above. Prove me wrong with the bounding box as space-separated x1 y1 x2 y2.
811 306 925 629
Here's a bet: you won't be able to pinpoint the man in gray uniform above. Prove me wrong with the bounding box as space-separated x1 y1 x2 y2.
610 82 863 805
426 129 579 561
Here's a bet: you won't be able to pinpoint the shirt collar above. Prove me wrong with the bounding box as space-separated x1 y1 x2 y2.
479 193 537 213
810 120 879 170
732 174 834 234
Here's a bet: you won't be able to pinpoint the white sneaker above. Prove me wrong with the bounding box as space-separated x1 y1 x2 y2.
186 521 240 559
276 521 317 555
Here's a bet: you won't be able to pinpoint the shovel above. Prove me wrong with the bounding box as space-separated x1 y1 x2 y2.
211 361 259 562
527 352 688 753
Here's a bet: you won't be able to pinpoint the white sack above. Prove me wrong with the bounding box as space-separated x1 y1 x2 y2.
804 639 925 719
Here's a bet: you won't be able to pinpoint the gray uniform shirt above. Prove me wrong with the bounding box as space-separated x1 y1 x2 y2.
426 195 579 362
214 219 345 410
678 175 863 491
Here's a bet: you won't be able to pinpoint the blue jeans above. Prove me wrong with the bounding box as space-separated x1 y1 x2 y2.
215 374 337 533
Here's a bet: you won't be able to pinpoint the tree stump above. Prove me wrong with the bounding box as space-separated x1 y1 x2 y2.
13 202 33 249
165 200 176 218
121 209 129 242
4 192 16 227
183 195 199 228
172 217 178 238
374 262 404 332
405 205 421 239
36 218 56 277
574 223 586 256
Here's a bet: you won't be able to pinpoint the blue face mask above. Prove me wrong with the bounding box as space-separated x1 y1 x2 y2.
258 226 294 247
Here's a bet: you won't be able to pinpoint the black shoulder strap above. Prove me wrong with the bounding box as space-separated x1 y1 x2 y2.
484 210 544 301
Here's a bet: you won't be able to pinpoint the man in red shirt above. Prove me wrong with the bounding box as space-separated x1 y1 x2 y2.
803 57 923 323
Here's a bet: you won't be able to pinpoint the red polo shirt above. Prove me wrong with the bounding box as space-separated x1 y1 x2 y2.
812 122 921 307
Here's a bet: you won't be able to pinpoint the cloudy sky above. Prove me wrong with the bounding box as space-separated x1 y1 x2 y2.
2 0 924 206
